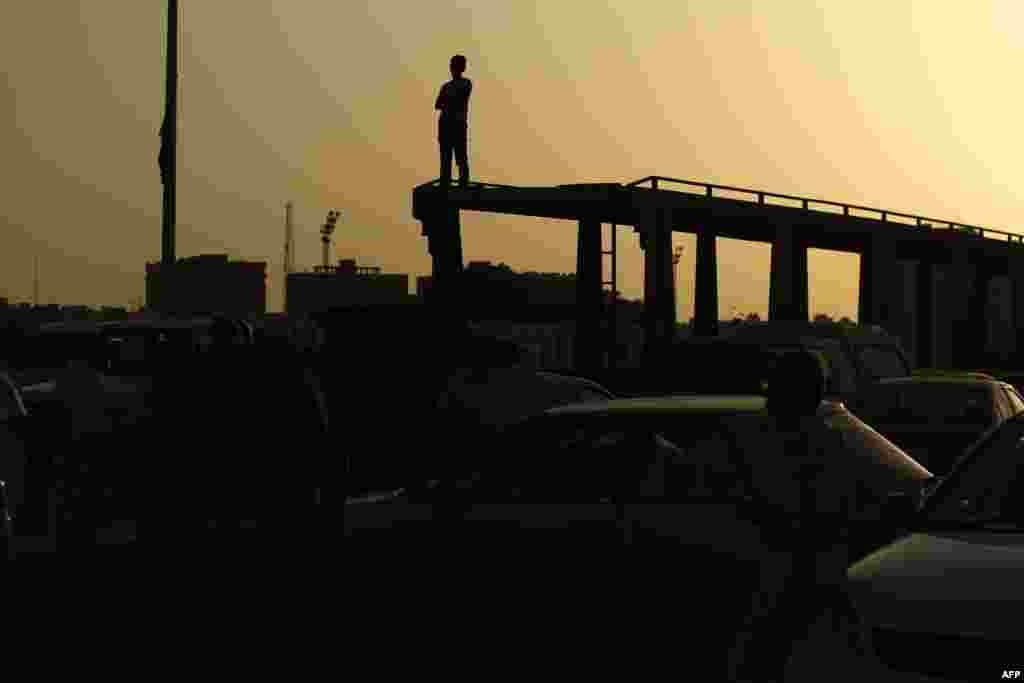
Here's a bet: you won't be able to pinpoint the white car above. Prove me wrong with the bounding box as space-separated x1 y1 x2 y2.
848 412 1024 681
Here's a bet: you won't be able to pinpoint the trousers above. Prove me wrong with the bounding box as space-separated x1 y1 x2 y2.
439 122 469 186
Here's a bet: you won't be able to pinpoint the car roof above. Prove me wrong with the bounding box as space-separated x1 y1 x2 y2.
716 321 900 344
545 394 774 417
38 317 216 334
876 376 999 387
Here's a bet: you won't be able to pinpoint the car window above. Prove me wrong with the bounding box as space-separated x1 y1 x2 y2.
577 388 612 403
857 383 994 425
473 417 680 501
1006 387 1024 415
922 415 1024 525
857 345 910 381
997 387 1016 419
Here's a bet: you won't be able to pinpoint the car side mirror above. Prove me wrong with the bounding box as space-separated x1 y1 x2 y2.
883 491 918 526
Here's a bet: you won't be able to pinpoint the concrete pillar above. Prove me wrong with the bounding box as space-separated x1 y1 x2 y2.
857 235 900 331
968 260 993 367
1011 252 1024 367
421 205 464 326
575 218 603 375
943 249 973 368
693 229 718 337
640 208 676 361
915 260 934 369
769 225 808 321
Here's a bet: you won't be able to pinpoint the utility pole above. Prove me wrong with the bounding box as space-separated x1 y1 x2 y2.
33 255 39 307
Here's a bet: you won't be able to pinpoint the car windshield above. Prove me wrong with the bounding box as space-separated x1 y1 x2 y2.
919 415 1024 529
470 415 691 500
857 384 992 425
857 345 910 381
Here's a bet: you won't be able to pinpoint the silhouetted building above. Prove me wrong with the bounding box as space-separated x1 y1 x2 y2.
286 258 410 318
146 254 266 318
417 261 580 320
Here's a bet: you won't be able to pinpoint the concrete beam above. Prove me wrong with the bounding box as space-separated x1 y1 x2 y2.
858 235 900 331
575 218 604 374
769 225 808 321
693 229 718 337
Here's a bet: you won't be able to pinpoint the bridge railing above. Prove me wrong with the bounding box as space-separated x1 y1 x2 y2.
416 175 1024 244
626 175 1024 244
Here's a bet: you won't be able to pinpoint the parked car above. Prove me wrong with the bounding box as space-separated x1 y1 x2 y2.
850 374 1024 476
347 393 932 678
346 369 617 497
847 411 1024 680
711 320 913 401
348 393 932 535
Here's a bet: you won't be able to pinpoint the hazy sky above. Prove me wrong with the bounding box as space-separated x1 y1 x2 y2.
4 1 1023 319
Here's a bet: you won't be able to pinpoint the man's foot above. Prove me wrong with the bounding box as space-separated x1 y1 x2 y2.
458 178 470 188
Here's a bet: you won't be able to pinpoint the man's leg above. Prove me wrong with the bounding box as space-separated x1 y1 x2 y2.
454 128 469 187
439 136 453 187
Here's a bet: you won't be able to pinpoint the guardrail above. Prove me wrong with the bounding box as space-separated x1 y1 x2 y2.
627 175 1024 244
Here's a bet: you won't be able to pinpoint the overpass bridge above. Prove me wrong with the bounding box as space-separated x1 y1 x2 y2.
413 176 1024 373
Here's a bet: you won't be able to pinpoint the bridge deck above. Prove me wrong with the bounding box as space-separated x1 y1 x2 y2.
413 176 1024 257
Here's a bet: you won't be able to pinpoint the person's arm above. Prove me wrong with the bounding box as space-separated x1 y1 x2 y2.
434 83 446 111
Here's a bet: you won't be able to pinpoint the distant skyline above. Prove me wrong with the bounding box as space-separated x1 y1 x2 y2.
4 1 1024 319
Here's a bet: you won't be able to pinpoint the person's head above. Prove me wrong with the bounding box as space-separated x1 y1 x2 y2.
766 349 825 421
450 54 467 78
209 317 238 351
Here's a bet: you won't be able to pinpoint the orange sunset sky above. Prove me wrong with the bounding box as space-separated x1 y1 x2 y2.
3 1 1023 320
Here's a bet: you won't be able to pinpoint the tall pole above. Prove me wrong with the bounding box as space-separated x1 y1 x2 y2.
160 0 178 270
284 201 293 312
33 255 39 307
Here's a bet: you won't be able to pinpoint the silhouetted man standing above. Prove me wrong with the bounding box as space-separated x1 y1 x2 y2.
435 54 472 188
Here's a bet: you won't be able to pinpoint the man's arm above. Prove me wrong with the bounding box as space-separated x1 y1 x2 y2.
434 83 446 111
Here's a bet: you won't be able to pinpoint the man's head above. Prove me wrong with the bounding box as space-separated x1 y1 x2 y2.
450 54 467 78
766 349 825 420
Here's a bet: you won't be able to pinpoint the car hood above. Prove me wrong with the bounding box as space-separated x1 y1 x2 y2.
847 530 1024 641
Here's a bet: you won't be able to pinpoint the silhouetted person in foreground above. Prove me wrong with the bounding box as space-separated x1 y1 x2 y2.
728 350 877 680
145 317 325 558
435 54 472 188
